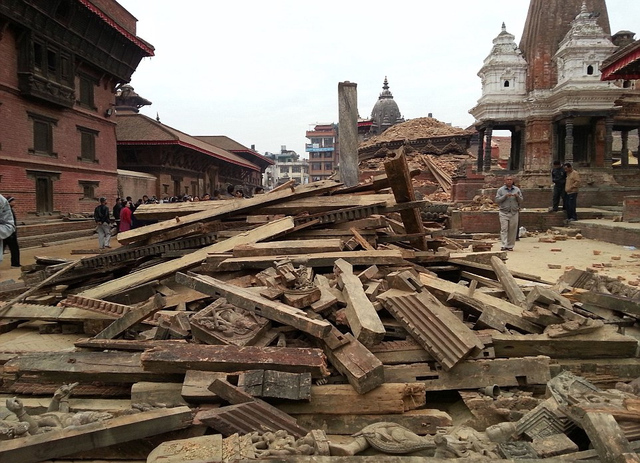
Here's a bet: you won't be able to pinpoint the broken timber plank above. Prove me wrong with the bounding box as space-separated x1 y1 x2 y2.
74 338 189 351
492 329 638 359
384 151 428 250
383 356 551 391
320 327 384 394
0 303 115 322
2 351 182 384
117 180 340 245
205 250 409 272
0 406 193 463
175 272 331 338
232 239 344 257
378 288 484 371
276 383 426 415
93 294 166 340
79 216 296 300
334 258 385 346
140 344 329 378
490 256 528 308
419 272 542 334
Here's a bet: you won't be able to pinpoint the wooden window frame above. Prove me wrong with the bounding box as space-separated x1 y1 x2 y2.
77 126 99 163
27 112 57 157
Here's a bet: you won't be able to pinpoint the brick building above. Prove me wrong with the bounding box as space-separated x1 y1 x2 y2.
0 0 154 217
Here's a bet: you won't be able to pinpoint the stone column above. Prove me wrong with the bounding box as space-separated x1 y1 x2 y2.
477 128 485 172
565 118 574 164
604 116 614 168
338 81 359 187
519 126 526 170
483 126 493 172
621 129 629 168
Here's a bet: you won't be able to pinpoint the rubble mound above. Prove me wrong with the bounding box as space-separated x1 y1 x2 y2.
360 117 472 148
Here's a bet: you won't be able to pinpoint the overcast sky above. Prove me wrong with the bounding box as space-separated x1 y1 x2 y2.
117 0 640 157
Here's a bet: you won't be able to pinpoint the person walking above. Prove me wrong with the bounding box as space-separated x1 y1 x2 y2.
93 197 111 249
563 163 580 222
549 160 566 212
3 197 20 267
495 176 523 251
112 197 122 235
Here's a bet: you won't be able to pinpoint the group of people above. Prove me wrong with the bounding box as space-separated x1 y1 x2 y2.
496 162 580 251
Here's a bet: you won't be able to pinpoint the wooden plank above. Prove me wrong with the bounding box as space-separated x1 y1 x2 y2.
238 370 312 401
490 256 527 308
349 227 375 250
74 338 189 351
93 294 166 340
79 216 295 300
276 383 426 415
117 180 340 245
384 151 427 250
383 356 551 391
205 250 409 272
320 328 385 394
0 406 193 463
492 329 639 359
334 258 385 346
140 344 329 378
0 303 115 322
419 272 542 334
232 239 344 257
175 272 331 338
574 291 640 319
2 351 181 384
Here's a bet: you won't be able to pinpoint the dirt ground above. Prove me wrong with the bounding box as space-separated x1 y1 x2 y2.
2 232 638 286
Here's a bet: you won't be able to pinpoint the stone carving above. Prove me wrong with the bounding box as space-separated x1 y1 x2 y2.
3 383 112 436
250 429 329 457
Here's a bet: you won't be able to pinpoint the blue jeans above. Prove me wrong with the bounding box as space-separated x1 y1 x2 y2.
565 193 578 220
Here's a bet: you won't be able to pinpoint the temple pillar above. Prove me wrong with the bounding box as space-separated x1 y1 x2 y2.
565 118 574 164
604 116 614 168
483 126 493 172
477 128 485 172
621 130 629 168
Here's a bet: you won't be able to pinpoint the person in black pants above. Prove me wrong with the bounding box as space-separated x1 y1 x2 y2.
4 196 20 267
549 160 566 212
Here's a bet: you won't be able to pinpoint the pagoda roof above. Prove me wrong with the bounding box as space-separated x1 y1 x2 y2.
116 113 261 171
601 40 640 80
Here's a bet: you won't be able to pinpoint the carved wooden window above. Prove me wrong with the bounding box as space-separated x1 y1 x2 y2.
77 126 99 163
28 112 57 157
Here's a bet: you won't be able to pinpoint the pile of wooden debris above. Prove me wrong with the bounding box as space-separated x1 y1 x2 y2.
1 154 640 463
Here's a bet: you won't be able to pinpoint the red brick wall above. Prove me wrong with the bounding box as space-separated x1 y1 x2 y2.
0 27 119 217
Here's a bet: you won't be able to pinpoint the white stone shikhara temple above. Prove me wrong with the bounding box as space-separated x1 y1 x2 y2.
470 1 640 179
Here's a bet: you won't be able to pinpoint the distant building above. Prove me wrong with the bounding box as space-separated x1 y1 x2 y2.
115 87 265 199
0 0 153 216
305 124 337 181
370 77 404 136
264 147 309 188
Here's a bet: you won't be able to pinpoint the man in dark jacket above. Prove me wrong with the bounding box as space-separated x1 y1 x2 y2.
93 197 111 249
549 160 566 212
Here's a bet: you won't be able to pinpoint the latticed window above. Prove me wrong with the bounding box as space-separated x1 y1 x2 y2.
77 126 98 162
28 112 57 156
78 75 96 108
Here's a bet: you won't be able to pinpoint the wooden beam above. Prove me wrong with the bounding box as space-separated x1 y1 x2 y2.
232 239 344 257
117 180 340 245
78 216 295 300
140 344 330 378
93 294 166 340
490 256 527 308
175 272 331 338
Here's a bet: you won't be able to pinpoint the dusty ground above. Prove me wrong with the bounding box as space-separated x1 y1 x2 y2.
2 231 638 287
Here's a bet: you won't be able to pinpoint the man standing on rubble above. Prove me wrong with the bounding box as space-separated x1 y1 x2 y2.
93 197 111 249
495 176 523 251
